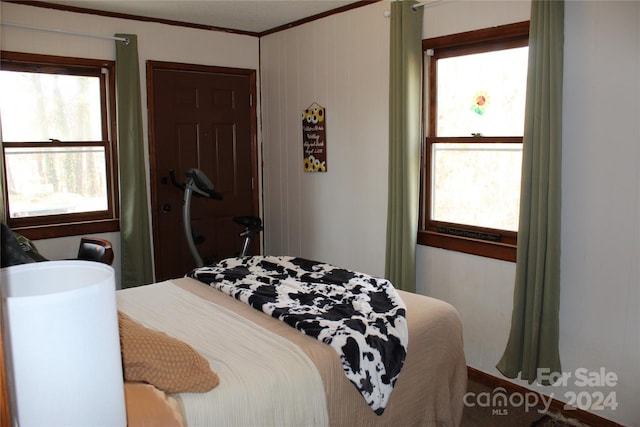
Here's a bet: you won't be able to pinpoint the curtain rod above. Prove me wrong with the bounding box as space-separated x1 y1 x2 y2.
0 22 129 44
384 0 450 17
412 0 449 11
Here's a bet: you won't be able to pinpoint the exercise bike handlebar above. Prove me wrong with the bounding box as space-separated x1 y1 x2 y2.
169 169 223 200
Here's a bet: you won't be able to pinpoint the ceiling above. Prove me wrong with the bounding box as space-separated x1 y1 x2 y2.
37 1 365 35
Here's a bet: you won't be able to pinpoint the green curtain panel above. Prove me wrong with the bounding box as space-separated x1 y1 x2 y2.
496 0 564 384
385 1 423 293
115 34 154 288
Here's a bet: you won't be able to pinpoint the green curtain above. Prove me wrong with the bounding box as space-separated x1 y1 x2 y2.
115 34 154 288
385 1 423 293
496 0 564 384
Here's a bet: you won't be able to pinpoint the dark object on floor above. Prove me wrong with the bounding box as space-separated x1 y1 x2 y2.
532 415 553 426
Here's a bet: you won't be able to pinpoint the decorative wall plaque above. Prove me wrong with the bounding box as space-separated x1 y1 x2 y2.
302 103 327 172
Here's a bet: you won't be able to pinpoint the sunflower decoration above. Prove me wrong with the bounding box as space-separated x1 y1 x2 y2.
471 90 490 115
303 155 327 172
307 109 317 124
302 106 326 124
304 155 315 172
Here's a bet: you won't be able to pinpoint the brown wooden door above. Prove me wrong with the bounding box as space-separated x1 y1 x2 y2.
147 61 259 281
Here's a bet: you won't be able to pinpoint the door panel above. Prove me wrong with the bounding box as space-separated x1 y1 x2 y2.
148 62 259 281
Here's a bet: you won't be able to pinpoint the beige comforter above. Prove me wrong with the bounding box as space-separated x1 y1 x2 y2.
118 280 329 426
122 277 467 427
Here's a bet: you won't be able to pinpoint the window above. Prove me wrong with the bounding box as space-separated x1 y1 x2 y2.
419 22 529 262
1 52 119 239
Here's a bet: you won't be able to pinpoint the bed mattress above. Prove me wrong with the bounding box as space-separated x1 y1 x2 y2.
117 276 467 427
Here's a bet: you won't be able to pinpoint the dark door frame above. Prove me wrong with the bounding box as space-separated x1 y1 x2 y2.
145 60 260 278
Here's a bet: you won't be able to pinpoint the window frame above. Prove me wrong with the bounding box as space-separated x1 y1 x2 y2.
418 22 530 262
1 51 119 239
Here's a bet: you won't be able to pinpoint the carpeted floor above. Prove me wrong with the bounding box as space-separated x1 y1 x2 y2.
532 415 577 426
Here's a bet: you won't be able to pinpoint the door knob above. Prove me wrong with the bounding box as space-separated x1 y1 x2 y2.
161 203 171 213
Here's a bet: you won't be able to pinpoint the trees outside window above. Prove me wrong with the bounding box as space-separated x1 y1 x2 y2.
0 51 119 239
419 22 529 262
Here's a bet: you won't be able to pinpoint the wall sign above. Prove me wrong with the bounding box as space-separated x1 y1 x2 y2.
302 103 327 172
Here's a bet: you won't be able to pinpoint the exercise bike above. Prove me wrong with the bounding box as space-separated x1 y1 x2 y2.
170 168 263 268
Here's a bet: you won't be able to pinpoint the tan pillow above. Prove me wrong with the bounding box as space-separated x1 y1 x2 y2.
118 311 220 393
124 382 185 427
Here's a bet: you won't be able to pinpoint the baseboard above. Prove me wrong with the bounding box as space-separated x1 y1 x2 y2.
467 366 624 427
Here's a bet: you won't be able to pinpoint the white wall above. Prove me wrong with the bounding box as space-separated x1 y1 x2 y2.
262 1 640 426
260 1 390 276
559 1 639 424
1 2 260 288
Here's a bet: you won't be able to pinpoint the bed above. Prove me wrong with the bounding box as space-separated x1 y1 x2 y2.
117 256 467 427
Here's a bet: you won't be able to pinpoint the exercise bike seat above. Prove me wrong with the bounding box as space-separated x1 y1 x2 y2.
233 216 262 229
234 216 263 239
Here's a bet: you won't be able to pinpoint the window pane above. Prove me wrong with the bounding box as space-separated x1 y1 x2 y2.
0 71 102 141
432 143 521 231
5 146 108 218
436 47 528 137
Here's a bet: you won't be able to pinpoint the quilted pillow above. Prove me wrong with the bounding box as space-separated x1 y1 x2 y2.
118 311 220 393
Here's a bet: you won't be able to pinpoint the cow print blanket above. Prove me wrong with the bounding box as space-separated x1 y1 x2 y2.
188 255 408 415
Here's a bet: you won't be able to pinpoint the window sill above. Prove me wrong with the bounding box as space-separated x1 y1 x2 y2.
417 230 516 262
10 219 120 240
